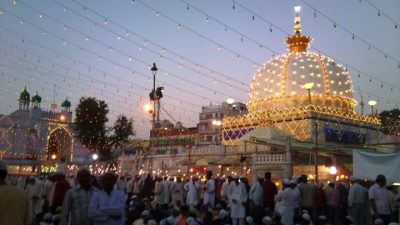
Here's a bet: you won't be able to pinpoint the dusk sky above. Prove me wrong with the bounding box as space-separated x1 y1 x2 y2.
0 0 399 138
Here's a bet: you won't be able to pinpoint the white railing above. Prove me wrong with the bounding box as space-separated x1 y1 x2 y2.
253 153 286 164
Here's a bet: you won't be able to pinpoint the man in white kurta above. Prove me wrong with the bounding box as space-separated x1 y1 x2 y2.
275 179 295 225
348 177 368 225
26 177 43 217
221 176 233 204
184 177 200 206
203 171 215 207
171 177 184 205
152 177 165 207
230 176 248 225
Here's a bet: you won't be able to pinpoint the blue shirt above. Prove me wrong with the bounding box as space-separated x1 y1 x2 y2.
88 189 127 225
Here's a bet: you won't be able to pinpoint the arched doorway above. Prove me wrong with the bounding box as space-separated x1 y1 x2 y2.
46 126 73 162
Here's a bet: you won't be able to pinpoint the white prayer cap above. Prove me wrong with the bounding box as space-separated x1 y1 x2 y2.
302 213 311 221
374 218 384 225
283 178 290 185
147 220 157 225
141 210 151 218
318 215 327 220
217 209 227 219
290 179 297 184
0 160 7 171
246 216 254 224
262 216 272 225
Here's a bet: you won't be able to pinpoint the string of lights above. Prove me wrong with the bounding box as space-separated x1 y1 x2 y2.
1 33 206 122
8 0 400 100
227 0 400 91
134 0 262 67
5 2 248 103
3 48 398 115
0 46 202 123
53 0 251 90
179 0 278 56
2 24 396 118
299 0 400 65
0 43 202 124
0 50 199 133
0 20 228 109
360 0 399 30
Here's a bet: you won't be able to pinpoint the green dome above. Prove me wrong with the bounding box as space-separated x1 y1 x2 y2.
31 92 42 104
61 98 71 108
19 86 30 101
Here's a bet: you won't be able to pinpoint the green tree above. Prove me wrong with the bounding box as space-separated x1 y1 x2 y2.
75 97 109 158
111 115 135 148
380 108 400 135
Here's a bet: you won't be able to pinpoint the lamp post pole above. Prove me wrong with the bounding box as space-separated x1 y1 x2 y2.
151 63 158 130
150 63 158 172
314 121 319 183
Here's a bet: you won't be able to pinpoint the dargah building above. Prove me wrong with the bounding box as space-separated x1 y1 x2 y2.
120 8 397 182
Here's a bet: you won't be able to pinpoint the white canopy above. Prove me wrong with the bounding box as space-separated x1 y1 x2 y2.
353 150 400 183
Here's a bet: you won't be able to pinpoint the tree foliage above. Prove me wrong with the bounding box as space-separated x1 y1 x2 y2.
111 115 135 148
75 97 109 153
75 97 135 161
380 108 400 135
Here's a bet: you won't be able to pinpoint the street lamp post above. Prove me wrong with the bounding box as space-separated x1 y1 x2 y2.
368 100 377 115
302 82 314 104
212 119 222 145
302 82 318 182
150 63 158 129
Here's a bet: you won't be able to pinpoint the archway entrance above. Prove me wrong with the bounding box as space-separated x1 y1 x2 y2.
46 127 73 162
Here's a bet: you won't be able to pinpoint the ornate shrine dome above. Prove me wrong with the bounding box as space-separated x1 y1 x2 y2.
249 7 355 113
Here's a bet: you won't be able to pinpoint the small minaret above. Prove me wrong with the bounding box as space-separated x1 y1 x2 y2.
19 86 30 111
31 91 42 109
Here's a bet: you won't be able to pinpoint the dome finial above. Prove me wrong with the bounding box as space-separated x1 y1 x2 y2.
294 5 302 34
286 5 312 53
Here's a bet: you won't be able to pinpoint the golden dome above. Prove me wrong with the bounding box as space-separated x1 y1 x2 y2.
249 7 355 114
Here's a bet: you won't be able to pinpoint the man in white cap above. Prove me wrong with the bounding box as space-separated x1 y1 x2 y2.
230 174 248 225
26 176 44 221
203 170 215 207
262 216 273 225
276 178 295 225
348 176 368 225
0 160 31 225
184 176 200 206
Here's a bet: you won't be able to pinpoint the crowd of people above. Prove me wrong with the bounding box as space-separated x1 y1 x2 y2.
1 159 400 225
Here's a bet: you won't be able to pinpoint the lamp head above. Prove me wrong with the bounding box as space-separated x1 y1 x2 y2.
302 82 314 90
151 63 158 72
226 98 234 104
294 5 301 13
368 100 377 106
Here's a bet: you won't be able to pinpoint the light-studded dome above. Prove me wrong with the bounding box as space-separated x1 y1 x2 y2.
250 52 353 101
249 10 355 113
